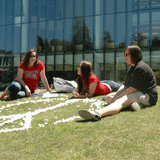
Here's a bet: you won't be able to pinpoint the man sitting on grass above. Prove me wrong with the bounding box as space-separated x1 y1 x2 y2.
78 45 158 121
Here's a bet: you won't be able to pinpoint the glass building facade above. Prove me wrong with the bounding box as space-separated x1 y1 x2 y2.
0 0 160 87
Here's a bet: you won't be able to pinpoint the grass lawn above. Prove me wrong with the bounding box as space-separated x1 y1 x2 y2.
0 86 160 160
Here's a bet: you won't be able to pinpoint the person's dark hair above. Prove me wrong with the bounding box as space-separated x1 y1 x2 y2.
124 45 142 64
22 49 39 67
76 61 94 94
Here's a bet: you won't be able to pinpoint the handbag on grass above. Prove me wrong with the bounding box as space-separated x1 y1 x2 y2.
53 77 78 93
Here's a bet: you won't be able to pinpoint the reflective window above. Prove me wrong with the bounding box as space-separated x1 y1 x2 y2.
38 0 46 21
30 0 38 22
21 23 29 53
126 0 138 11
104 0 114 14
104 14 115 48
75 0 83 17
55 0 63 20
0 26 5 50
126 12 137 46
14 55 21 67
151 51 160 77
55 20 63 51
55 52 63 71
46 54 54 71
116 50 126 82
151 9 160 50
22 0 29 23
6 0 14 25
64 19 73 51
29 23 37 50
84 51 93 64
116 0 125 12
6 25 13 52
139 0 149 10
105 50 115 80
13 24 21 54
142 51 150 65
46 21 54 51
64 0 73 18
38 22 46 53
47 0 54 20
2 0 160 83
95 0 103 15
74 52 83 71
39 54 45 64
84 0 93 16
84 17 93 51
94 50 103 80
139 11 149 48
0 0 6 25
151 0 160 9
14 0 22 24
94 16 103 49
73 18 83 51
65 52 73 71
115 13 125 48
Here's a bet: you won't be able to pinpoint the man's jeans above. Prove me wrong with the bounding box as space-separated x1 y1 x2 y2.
100 80 122 92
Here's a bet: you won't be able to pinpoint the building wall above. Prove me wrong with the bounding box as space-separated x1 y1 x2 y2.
0 0 160 84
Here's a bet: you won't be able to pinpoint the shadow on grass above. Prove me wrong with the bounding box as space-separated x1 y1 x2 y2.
75 119 100 123
75 119 92 123
68 94 101 99
75 105 136 123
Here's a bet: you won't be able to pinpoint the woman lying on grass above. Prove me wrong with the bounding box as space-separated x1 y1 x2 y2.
72 60 121 98
0 49 50 100
78 46 158 121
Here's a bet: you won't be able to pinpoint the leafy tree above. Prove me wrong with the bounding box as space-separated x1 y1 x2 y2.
151 36 160 48
103 31 113 48
50 38 63 51
72 18 93 51
117 42 125 49
131 32 148 47
37 35 45 52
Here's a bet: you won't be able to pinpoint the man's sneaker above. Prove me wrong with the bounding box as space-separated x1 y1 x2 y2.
78 110 101 121
131 102 143 111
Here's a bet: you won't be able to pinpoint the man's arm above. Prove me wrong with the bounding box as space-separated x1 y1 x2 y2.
111 85 137 103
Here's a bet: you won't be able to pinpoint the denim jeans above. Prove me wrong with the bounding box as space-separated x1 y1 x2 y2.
100 80 122 92
6 81 33 100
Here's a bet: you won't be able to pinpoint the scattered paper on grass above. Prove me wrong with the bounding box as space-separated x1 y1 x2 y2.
38 119 49 127
42 92 58 98
54 116 80 124
0 97 63 111
0 98 104 133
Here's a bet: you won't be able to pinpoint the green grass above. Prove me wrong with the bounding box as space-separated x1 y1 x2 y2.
0 87 160 160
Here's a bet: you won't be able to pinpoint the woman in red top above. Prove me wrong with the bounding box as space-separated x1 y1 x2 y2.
72 61 121 98
0 49 50 100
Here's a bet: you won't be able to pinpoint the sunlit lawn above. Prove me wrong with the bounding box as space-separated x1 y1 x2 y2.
0 87 160 160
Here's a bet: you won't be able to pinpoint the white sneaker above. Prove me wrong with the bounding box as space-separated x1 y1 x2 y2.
78 110 101 121
131 102 143 111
